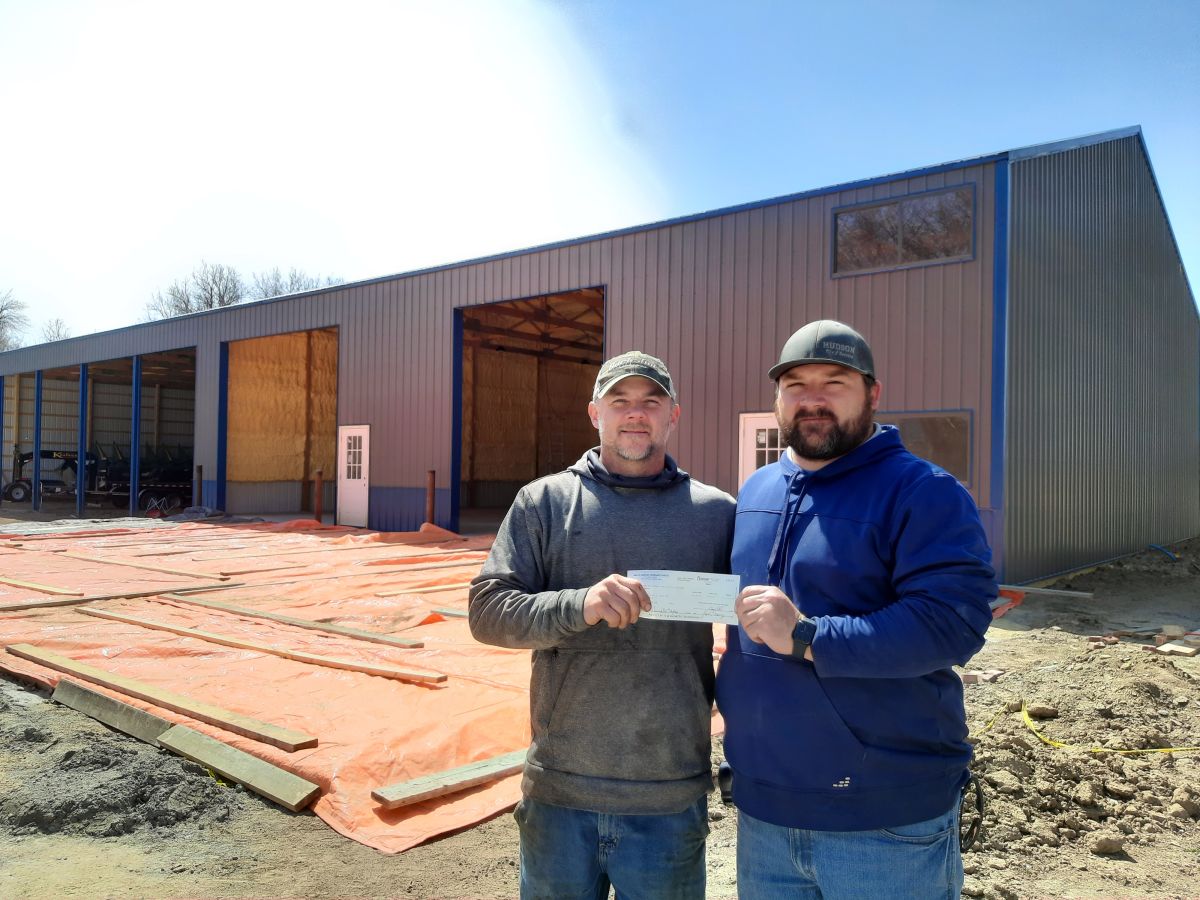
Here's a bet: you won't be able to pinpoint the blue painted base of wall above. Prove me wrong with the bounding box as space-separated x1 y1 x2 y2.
201 480 454 532
368 486 454 533
201 479 219 509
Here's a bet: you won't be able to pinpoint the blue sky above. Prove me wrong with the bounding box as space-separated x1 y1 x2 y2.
1 0 1196 341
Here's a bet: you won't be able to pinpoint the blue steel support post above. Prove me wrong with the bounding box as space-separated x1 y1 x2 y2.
129 356 142 516
989 158 1010 580
32 371 44 511
449 309 463 532
77 364 89 518
216 343 228 511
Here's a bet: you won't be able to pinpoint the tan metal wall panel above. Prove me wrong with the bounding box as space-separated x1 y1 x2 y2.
1005 136 1199 582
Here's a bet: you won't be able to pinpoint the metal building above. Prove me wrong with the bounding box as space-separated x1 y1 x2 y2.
1 126 1195 582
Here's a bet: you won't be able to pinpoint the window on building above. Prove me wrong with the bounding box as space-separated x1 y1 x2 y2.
834 186 973 275
874 412 971 484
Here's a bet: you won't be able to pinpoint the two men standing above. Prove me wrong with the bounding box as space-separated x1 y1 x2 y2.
471 322 996 899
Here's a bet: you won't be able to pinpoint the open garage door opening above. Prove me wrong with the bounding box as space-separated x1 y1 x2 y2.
0 349 197 516
457 288 604 533
224 327 338 518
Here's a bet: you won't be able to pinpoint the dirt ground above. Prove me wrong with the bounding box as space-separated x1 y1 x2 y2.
1 517 1197 899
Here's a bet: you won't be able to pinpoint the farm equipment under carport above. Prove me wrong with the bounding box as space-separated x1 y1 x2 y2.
3 443 193 513
2 447 98 503
93 443 194 512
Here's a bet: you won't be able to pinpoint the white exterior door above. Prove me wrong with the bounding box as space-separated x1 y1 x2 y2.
738 413 784 487
337 425 370 527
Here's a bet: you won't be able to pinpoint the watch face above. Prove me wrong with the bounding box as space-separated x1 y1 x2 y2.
792 617 817 646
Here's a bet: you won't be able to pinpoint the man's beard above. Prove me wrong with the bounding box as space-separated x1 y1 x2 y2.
601 427 658 463
779 403 874 461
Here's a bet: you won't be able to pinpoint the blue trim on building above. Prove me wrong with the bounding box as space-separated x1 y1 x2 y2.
129 356 142 516
988 157 1011 580
1007 125 1141 162
368 486 454 533
0 153 1012 363
77 363 89 518
216 343 229 511
450 309 464 532
32 370 43 510
201 479 218 508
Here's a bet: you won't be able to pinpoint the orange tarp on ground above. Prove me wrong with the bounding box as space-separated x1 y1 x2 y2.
0 521 531 853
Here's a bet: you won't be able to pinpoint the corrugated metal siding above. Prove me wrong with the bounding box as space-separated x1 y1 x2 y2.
2 376 78 485
0 165 999 529
1006 136 1200 582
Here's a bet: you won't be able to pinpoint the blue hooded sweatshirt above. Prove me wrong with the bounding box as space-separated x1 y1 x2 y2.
715 425 995 831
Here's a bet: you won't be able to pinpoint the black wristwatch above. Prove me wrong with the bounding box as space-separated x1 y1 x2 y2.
790 616 818 660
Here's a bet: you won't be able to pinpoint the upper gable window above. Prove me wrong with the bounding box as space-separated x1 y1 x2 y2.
834 186 974 276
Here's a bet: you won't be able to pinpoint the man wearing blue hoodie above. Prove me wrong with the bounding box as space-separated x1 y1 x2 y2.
715 320 996 899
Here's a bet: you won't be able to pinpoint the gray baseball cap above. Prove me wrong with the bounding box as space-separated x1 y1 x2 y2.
593 350 677 400
769 320 875 381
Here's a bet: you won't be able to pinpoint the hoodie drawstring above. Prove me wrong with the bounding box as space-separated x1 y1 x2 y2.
765 466 805 586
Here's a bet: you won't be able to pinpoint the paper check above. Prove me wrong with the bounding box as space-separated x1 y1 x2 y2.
627 570 741 626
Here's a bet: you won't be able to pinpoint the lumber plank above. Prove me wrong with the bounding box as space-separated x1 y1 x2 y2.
4 643 316 751
0 582 246 613
52 679 173 744
376 581 474 598
431 607 468 618
998 584 1094 599
190 543 492 562
59 551 229 581
157 725 321 811
371 750 527 809
0 576 84 597
158 594 424 648
172 561 484 593
78 608 447 685
216 563 307 576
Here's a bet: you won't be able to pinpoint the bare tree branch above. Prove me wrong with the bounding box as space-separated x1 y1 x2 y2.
144 261 245 320
248 267 344 300
41 318 72 342
0 288 30 351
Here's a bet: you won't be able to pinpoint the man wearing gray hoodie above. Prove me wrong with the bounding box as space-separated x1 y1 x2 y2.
469 350 735 900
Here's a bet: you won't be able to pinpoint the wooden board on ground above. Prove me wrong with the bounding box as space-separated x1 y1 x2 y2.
0 576 84 597
371 750 527 810
4 642 317 751
78 608 447 685
0 582 246 613
52 679 174 744
159 594 423 648
157 725 321 811
999 584 1095 599
376 581 473 598
59 552 229 581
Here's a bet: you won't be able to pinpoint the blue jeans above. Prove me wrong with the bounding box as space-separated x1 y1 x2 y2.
514 795 709 900
736 804 963 900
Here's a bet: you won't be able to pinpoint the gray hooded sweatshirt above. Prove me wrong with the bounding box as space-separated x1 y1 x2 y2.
469 450 735 814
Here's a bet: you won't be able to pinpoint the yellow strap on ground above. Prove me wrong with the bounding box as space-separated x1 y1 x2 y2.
1019 702 1200 755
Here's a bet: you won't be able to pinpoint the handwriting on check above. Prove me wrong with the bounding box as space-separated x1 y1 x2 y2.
627 570 741 626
